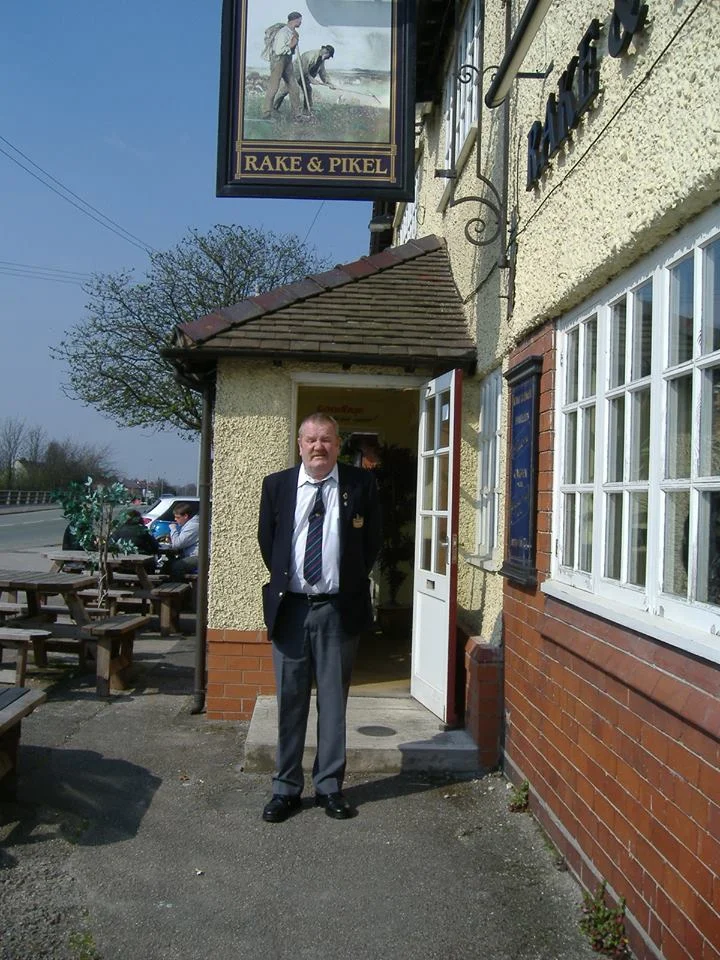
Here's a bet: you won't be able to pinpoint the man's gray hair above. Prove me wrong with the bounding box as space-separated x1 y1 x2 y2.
298 412 339 437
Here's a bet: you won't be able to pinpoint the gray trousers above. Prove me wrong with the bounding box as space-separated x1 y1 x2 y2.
271 594 358 797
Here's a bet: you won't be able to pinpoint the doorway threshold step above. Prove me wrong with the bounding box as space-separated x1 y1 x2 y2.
244 695 481 775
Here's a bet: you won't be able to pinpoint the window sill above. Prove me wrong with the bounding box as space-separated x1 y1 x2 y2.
541 580 720 667
465 552 502 573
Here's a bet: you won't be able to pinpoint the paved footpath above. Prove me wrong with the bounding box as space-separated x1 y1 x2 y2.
1 635 600 960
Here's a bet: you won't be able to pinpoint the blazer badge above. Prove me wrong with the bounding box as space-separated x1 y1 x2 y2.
352 514 364 528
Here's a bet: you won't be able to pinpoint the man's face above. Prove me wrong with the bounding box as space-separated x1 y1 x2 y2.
174 512 189 527
298 421 340 480
290 16 302 27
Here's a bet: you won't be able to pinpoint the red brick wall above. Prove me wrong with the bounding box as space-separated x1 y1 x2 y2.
206 628 275 720
464 636 503 769
503 323 720 960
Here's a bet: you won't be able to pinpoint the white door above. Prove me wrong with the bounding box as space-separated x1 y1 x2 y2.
411 369 462 724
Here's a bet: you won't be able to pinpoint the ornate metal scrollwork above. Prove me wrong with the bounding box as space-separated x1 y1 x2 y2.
457 63 481 84
449 176 503 248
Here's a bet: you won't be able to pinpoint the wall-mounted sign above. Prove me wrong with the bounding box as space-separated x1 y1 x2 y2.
501 356 543 586
217 0 415 201
526 0 649 190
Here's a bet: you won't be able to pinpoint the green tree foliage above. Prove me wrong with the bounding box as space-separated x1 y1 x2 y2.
52 225 327 437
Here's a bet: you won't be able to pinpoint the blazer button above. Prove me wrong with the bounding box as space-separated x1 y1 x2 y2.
278 591 284 597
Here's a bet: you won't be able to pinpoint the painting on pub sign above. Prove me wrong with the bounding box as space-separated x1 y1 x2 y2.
217 0 414 200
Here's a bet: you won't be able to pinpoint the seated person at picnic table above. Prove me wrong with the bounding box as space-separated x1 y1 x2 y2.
166 502 200 580
109 509 159 570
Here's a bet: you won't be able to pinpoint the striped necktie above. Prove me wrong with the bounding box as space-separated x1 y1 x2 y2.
303 480 327 586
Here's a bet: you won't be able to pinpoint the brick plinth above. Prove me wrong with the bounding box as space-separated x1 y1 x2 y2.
464 636 503 769
206 628 275 720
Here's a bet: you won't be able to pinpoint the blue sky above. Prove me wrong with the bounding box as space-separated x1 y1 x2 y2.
0 1 372 486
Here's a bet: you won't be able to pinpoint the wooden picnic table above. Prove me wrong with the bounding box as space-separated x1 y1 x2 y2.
0 568 97 625
43 550 158 592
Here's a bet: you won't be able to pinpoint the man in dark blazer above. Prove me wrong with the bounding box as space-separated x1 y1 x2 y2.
258 412 382 822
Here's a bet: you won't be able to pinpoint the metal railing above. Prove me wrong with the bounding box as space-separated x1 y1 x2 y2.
0 490 54 506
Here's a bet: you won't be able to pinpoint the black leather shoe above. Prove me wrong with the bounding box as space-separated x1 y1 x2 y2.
314 792 354 819
262 794 302 823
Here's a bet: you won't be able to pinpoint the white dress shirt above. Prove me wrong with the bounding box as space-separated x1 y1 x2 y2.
288 464 340 594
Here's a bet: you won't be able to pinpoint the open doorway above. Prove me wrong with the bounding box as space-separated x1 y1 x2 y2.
296 380 420 696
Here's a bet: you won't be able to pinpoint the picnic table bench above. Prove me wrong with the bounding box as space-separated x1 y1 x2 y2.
80 614 152 696
0 626 53 685
0 685 47 799
150 582 191 636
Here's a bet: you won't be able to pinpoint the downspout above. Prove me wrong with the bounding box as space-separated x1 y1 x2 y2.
191 381 213 714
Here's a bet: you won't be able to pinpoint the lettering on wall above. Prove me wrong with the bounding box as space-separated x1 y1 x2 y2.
526 0 648 190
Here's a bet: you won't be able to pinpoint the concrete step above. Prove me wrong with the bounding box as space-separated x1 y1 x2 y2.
244 695 481 775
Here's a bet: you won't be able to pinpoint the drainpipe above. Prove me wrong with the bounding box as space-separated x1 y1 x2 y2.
191 382 213 714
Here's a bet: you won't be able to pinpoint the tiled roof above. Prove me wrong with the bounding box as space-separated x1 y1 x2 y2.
168 236 476 371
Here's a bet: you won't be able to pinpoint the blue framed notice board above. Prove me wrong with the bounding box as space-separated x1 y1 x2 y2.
500 356 543 586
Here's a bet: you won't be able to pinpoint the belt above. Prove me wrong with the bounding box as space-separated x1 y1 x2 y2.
286 591 337 604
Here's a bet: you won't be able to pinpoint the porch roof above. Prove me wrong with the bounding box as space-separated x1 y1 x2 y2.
164 235 476 376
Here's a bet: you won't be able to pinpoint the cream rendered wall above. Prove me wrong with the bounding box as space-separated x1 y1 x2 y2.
509 0 720 336
400 1 510 642
209 358 421 632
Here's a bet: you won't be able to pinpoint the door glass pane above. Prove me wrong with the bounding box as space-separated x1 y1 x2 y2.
632 280 653 379
669 255 694 367
663 491 689 597
439 391 451 448
610 299 627 387
579 493 593 573
420 515 432 571
628 492 648 586
608 396 625 482
434 515 448 573
702 237 720 355
583 316 597 397
666 375 692 479
564 411 577 483
563 493 575 567
630 387 650 481
424 396 436 452
421 456 434 510
581 406 595 483
698 491 720 605
605 492 623 580
699 367 720 477
438 453 449 509
566 327 579 403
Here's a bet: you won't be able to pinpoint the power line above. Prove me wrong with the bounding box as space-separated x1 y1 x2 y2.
302 201 325 244
0 266 85 286
0 134 156 255
0 259 91 279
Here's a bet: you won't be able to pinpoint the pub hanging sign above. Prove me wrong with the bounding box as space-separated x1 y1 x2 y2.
217 0 415 201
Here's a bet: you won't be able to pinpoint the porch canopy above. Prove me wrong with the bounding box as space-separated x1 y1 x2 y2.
163 235 477 379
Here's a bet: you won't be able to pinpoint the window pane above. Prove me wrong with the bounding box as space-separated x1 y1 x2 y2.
566 327 579 403
424 397 436 452
581 406 595 483
663 491 689 597
630 387 651 481
564 411 577 483
666 375 692 479
668 256 694 367
439 393 451 448
605 492 623 580
699 367 720 477
610 299 627 387
421 515 432 570
702 237 720 355
438 453 449 510
583 316 597 397
563 493 575 567
422 456 434 510
579 493 593 573
628 492 648 586
697 492 720 605
632 280 653 380
607 396 625 482
434 515 448 574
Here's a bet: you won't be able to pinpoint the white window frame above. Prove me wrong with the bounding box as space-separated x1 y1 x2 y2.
443 0 481 172
397 161 422 245
551 204 720 651
474 368 503 564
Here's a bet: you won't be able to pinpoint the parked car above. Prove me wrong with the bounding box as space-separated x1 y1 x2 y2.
142 496 200 540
